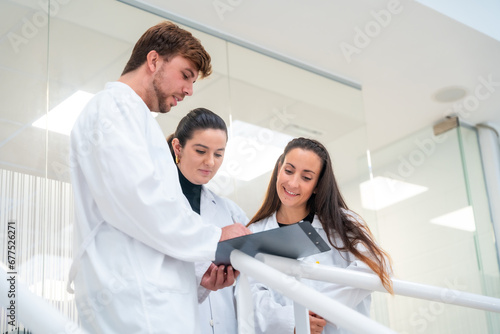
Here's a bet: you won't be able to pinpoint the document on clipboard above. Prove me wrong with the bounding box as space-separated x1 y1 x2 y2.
214 222 331 265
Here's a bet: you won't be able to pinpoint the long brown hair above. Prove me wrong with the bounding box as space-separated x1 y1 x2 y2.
248 137 394 293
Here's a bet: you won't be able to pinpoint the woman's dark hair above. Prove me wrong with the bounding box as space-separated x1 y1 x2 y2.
248 137 394 293
166 108 227 159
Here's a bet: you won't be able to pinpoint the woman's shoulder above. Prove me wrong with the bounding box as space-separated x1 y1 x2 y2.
248 220 266 233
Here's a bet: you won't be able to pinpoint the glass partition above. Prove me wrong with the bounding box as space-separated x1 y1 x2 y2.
1 0 51 330
361 124 500 333
0 0 369 329
2 0 498 333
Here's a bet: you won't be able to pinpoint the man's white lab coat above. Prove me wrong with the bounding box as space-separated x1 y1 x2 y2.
247 213 372 334
194 186 249 334
69 82 221 334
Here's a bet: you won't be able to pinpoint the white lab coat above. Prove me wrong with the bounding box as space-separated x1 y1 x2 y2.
247 212 373 334
194 186 249 334
69 82 222 334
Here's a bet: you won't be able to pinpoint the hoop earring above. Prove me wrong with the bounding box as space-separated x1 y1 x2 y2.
175 155 180 164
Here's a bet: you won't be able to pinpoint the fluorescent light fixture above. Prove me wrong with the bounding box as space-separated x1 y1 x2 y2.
209 120 293 183
32 90 94 136
430 206 476 232
360 176 428 210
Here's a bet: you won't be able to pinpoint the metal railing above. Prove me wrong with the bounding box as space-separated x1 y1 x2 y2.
231 250 500 334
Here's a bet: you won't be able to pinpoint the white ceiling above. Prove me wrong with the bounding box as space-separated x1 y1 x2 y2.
122 0 500 150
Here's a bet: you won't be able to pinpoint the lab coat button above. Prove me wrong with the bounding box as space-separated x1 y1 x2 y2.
210 319 214 327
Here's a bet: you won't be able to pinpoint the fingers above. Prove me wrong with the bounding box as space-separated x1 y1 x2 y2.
217 265 237 288
201 265 238 291
215 265 226 287
309 311 325 320
232 268 240 280
310 316 326 326
206 263 217 275
309 313 327 333
225 265 235 284
220 224 252 241
200 264 219 290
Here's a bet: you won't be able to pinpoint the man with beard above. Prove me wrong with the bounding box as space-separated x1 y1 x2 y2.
68 21 250 334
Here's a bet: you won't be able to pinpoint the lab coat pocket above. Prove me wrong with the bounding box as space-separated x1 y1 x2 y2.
132 240 195 294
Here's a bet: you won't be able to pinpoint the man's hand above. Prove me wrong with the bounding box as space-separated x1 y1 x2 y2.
200 263 239 291
220 224 251 241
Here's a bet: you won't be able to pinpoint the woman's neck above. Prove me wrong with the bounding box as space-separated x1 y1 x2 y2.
276 207 308 225
177 168 202 214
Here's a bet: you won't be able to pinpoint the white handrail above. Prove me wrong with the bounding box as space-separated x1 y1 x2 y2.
230 250 398 334
1 267 87 334
257 253 500 313
235 273 256 333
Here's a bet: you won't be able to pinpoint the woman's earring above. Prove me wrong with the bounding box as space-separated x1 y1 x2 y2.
175 155 180 164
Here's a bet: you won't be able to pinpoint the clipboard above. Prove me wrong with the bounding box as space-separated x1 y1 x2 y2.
214 222 331 265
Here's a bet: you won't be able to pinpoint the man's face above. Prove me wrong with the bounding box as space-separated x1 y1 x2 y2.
152 55 199 113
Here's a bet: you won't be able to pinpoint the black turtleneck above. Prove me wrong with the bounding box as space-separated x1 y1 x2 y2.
277 211 315 227
177 168 202 214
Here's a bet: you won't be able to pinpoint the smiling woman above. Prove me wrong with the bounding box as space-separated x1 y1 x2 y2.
246 137 393 334
275 148 322 220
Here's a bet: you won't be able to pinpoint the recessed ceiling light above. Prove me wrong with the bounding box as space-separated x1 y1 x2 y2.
430 206 476 232
359 176 428 210
432 86 467 103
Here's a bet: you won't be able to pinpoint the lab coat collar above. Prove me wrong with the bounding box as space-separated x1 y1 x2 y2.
310 215 323 229
271 211 322 230
201 185 217 205
105 81 150 115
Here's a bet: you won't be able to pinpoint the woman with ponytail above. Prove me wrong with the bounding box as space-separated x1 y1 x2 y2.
167 107 250 334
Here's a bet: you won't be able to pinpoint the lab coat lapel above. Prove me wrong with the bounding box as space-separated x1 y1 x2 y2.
200 186 217 222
